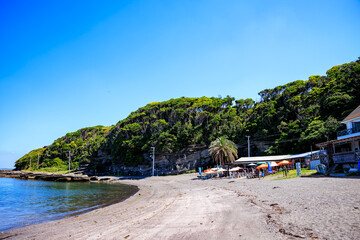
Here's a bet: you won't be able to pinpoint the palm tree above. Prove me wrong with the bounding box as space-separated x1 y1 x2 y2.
209 136 238 167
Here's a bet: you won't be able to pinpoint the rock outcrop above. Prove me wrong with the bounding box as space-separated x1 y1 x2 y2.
0 170 91 182
84 146 212 176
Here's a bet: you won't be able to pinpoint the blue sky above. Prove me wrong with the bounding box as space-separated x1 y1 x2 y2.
1 0 360 168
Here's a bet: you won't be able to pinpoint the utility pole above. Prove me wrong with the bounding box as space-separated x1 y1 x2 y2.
310 145 313 169
246 136 250 157
29 156 32 170
37 152 40 169
68 151 71 173
151 147 155 176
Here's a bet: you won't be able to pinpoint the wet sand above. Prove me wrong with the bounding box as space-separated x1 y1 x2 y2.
1 174 359 240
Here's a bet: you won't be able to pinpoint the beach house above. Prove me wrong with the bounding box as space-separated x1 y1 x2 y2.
316 105 360 172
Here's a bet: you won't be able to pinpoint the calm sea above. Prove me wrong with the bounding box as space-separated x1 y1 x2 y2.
0 177 138 232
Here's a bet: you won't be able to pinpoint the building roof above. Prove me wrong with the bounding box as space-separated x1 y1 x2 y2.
235 155 291 163
316 135 360 147
342 105 360 122
235 151 321 163
288 151 322 159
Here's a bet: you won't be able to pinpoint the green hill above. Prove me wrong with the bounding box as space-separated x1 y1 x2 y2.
15 58 360 175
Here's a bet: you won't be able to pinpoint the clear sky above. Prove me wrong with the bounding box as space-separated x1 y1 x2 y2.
1 0 360 168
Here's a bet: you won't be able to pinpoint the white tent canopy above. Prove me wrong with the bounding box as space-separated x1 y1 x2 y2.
229 167 242 172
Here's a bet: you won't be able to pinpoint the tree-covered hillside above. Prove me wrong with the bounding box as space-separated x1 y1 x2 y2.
15 126 111 170
15 58 360 172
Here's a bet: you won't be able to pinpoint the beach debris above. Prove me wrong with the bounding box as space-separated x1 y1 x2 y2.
270 203 282 211
279 228 306 238
228 181 234 183
272 186 280 189
237 193 257 198
124 235 130 239
308 232 319 239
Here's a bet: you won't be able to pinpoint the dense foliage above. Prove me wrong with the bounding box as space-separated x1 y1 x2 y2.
15 126 111 170
15 58 360 171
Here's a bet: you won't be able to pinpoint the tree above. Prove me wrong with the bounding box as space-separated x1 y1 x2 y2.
209 136 238 167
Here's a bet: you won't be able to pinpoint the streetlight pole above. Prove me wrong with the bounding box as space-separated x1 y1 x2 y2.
151 147 155 176
246 136 250 157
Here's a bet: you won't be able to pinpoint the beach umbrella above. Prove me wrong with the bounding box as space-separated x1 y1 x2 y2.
216 168 226 172
229 167 242 172
270 162 279 167
278 160 292 165
204 169 215 173
248 163 256 166
256 164 268 169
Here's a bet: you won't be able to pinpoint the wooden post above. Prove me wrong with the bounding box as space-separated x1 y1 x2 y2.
352 139 355 152
352 139 356 162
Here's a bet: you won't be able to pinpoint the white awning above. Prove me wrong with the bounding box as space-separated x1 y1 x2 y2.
235 155 291 163
235 150 321 163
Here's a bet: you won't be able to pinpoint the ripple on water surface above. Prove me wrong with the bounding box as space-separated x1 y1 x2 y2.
0 177 138 232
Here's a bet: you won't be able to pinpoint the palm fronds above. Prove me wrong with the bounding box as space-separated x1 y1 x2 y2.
209 136 238 167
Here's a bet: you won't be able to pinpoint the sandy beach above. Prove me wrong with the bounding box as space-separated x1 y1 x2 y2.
1 174 359 240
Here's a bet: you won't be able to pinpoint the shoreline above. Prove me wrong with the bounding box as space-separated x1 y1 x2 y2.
0 174 139 233
1 173 359 239
56 181 139 225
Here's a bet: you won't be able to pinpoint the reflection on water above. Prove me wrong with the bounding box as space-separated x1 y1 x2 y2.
0 178 138 232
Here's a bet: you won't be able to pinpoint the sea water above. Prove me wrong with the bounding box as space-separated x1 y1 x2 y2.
0 177 138 232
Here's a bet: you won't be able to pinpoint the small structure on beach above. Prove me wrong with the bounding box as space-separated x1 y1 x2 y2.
316 104 360 172
234 151 322 169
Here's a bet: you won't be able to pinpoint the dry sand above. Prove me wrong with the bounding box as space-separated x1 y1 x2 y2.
1 174 359 240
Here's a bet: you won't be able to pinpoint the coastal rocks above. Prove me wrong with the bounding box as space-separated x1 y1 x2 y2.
0 170 90 182
90 176 99 181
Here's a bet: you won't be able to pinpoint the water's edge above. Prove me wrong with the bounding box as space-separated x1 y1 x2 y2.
63 181 139 218
0 174 139 232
